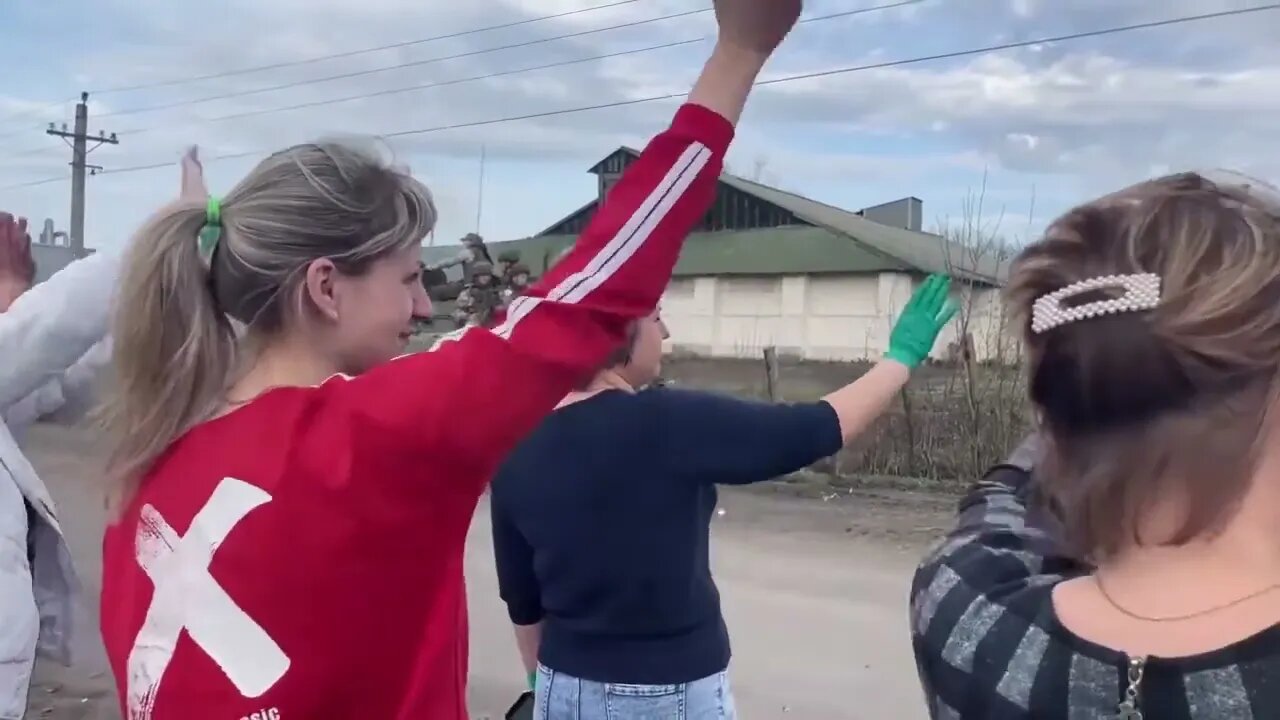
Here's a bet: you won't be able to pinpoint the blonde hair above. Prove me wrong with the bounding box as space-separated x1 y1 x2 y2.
103 141 436 495
1007 171 1280 561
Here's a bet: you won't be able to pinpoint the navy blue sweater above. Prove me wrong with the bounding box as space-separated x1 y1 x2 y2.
489 387 843 685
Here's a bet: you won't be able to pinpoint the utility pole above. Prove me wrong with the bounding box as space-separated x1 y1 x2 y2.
47 92 118 259
475 144 487 235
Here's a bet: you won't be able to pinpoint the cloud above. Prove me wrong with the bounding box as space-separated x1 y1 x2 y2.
756 51 1280 177
0 0 1277 252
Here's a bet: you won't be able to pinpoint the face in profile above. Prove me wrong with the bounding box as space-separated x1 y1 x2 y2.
621 308 670 388
312 244 432 373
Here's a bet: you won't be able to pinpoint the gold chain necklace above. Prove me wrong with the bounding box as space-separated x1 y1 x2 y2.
1094 575 1280 622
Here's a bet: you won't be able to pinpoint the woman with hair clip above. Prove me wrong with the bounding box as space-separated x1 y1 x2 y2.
97 2 805 718
910 170 1280 719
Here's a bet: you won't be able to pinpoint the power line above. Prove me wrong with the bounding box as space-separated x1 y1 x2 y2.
0 99 74 140
114 1 926 136
1 145 64 163
91 0 645 95
111 39 699 135
2 1 646 136
0 99 71 125
95 5 711 120
5 3 1276 192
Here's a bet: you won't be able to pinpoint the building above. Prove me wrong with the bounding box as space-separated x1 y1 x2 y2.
31 219 94 284
422 148 1015 363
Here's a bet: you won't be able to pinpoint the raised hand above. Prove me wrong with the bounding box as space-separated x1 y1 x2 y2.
713 0 803 57
886 274 958 369
179 145 208 201
0 213 35 311
690 0 802 125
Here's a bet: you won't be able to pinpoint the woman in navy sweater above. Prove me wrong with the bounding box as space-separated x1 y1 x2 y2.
491 276 956 718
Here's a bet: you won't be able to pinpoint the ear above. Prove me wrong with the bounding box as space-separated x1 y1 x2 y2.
302 258 341 322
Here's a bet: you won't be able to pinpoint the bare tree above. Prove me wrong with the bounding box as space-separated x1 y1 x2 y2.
930 170 1032 478
729 154 778 186
750 156 769 183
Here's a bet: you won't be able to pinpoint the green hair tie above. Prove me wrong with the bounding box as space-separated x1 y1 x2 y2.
198 196 222 266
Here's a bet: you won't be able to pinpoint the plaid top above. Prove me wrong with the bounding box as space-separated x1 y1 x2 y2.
910 437 1280 719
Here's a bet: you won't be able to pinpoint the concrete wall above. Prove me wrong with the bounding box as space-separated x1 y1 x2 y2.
661 272 1016 363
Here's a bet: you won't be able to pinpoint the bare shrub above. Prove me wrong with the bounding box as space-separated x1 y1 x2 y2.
660 178 1039 486
661 355 1032 487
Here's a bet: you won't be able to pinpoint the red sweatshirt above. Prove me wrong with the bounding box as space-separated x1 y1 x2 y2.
100 104 733 720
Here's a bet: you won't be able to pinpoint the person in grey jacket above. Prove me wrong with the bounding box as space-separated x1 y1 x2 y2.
0 214 117 719
0 149 203 719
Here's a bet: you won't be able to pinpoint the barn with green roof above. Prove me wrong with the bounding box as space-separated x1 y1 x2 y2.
422 147 1011 361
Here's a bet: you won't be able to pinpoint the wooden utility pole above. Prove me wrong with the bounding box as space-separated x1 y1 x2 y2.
763 346 781 402
475 144 487 234
47 92 118 258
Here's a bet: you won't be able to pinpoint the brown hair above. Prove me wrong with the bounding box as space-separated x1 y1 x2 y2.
573 320 641 390
1007 171 1280 561
103 140 435 495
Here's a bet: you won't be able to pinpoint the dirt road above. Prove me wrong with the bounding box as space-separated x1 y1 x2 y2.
23 423 952 719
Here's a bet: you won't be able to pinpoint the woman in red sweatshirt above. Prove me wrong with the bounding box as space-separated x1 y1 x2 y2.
97 2 804 718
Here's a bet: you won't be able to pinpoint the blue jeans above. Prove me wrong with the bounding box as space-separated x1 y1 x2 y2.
535 664 737 719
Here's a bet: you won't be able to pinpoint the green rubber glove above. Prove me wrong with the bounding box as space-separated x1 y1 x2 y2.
885 274 958 369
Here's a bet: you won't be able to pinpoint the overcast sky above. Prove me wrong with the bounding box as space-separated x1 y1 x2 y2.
1 0 1277 252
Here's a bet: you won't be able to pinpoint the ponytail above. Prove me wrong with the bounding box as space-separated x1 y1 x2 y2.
103 199 238 502
101 139 437 508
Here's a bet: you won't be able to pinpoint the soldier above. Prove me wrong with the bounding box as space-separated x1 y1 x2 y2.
471 261 495 288
460 232 493 277
507 262 531 292
452 287 474 328
422 234 493 306
467 261 503 326
500 262 532 310
497 249 521 284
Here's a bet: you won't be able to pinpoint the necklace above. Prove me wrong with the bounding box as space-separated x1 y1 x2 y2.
1094 574 1280 622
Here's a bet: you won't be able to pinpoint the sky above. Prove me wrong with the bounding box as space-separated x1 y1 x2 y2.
1 0 1277 253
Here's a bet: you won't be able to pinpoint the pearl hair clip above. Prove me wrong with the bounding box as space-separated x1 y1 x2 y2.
1030 273 1162 334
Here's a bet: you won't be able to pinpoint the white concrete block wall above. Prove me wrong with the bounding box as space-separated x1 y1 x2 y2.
779 276 808 316
660 272 1021 363
712 276 784 357
961 286 1022 363
803 275 885 360
661 277 716 354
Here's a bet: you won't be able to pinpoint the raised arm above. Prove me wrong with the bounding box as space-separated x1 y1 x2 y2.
4 341 111 435
326 3 804 479
0 213 119 411
661 275 959 486
0 149 204 413
658 389 842 485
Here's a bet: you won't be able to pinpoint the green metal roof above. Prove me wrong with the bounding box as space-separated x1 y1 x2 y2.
424 225 910 279
719 175 1003 284
589 146 1003 283
423 148 1006 284
667 225 911 276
